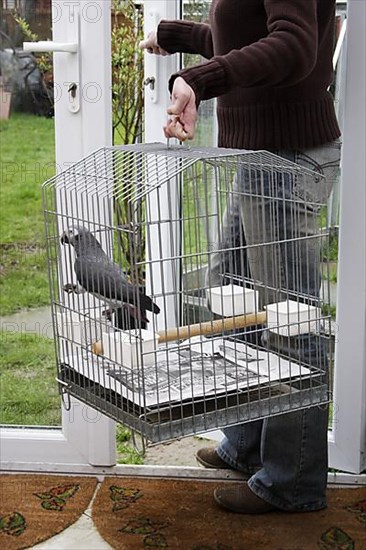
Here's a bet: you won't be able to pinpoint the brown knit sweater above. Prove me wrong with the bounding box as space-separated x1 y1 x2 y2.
157 0 341 151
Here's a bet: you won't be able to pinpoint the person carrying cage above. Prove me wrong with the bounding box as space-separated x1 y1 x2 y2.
140 0 341 514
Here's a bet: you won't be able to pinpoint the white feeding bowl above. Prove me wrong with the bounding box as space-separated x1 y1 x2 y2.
102 328 159 368
57 308 111 347
208 284 258 317
265 300 321 336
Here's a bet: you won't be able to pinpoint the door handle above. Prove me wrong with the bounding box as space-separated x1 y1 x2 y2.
144 9 159 103
23 41 78 54
23 5 81 114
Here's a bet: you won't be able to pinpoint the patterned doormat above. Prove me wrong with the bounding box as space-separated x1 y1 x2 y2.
0 474 97 550
92 477 366 550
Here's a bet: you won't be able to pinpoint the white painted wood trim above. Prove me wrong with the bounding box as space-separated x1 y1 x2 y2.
0 427 86 465
52 0 116 467
328 0 366 474
0 1 116 470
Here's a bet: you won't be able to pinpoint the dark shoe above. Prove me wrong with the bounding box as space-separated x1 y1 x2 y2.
196 447 232 469
214 484 278 514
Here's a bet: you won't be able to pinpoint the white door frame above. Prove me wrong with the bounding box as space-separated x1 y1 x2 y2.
328 0 366 474
1 0 116 471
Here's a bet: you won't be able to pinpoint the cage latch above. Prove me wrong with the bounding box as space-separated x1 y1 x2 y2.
56 377 72 411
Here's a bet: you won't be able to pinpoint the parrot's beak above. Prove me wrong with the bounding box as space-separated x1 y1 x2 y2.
60 230 71 245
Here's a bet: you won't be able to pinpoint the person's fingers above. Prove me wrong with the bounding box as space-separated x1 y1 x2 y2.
163 117 188 141
139 31 156 49
139 39 148 49
174 120 188 141
166 78 197 139
159 48 169 56
164 78 197 140
180 117 195 140
165 118 194 140
164 126 188 141
167 98 188 117
140 32 169 56
163 117 179 138
140 42 161 55
167 108 195 140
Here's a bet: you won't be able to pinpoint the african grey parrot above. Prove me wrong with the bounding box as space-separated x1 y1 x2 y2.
60 226 160 329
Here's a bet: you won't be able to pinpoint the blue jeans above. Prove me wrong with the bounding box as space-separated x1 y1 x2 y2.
209 140 341 511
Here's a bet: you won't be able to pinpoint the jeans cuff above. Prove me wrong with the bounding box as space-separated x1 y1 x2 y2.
216 447 261 476
248 476 327 512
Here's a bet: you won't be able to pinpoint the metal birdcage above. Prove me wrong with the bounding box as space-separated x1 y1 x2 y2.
42 143 332 445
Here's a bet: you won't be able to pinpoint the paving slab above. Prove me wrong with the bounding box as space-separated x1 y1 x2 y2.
0 306 53 338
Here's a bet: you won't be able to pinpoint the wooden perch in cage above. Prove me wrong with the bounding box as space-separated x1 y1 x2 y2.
157 311 267 343
91 310 267 355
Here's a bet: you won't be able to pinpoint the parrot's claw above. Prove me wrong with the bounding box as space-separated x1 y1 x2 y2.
63 283 86 295
102 308 114 322
63 283 77 294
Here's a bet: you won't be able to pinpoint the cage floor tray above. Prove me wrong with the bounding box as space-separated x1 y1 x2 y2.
58 338 328 443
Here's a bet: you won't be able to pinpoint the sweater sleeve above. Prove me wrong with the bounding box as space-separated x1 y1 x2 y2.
157 20 214 59
170 0 319 104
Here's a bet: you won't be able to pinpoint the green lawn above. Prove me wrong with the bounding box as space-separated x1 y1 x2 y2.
116 425 144 465
0 328 144 461
0 113 55 315
0 331 61 425
0 114 144 461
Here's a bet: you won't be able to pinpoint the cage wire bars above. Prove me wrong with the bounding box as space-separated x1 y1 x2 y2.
42 143 332 445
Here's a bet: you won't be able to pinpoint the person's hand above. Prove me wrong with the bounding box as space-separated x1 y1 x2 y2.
164 77 197 142
139 31 169 56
